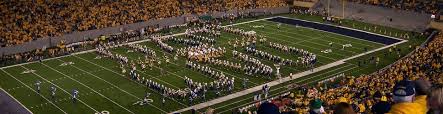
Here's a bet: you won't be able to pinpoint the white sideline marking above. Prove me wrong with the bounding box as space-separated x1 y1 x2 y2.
55 58 168 113
36 63 133 114
0 87 35 114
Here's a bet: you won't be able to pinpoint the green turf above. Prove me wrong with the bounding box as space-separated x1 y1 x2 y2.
0 14 423 114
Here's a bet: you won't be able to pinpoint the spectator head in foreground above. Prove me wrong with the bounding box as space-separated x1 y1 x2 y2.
333 102 355 114
257 101 279 114
414 78 432 113
392 80 416 103
415 78 432 96
427 84 443 114
309 99 325 114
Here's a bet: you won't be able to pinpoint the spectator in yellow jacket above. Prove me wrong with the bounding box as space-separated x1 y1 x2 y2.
388 80 426 114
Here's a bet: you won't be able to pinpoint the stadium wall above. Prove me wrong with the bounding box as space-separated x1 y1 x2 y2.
0 7 290 55
313 0 431 32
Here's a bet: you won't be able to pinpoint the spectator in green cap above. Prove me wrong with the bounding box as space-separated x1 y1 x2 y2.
309 99 325 114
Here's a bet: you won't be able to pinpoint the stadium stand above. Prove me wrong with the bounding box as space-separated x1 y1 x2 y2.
347 0 439 13
1 0 435 47
0 0 287 47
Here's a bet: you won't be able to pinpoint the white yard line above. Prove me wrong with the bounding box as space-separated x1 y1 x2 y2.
36 63 134 114
55 58 168 113
0 85 34 114
73 55 188 107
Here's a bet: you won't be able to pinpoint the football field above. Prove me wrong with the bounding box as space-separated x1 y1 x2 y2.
0 16 401 114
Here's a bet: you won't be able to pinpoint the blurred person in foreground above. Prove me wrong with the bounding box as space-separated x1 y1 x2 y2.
427 84 443 114
415 79 432 113
333 102 355 114
388 80 427 114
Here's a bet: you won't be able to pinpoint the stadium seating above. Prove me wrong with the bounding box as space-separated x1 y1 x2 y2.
0 0 288 47
348 0 438 13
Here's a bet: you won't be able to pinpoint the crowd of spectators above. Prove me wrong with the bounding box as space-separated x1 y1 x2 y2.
240 31 443 114
348 0 439 14
0 0 287 47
